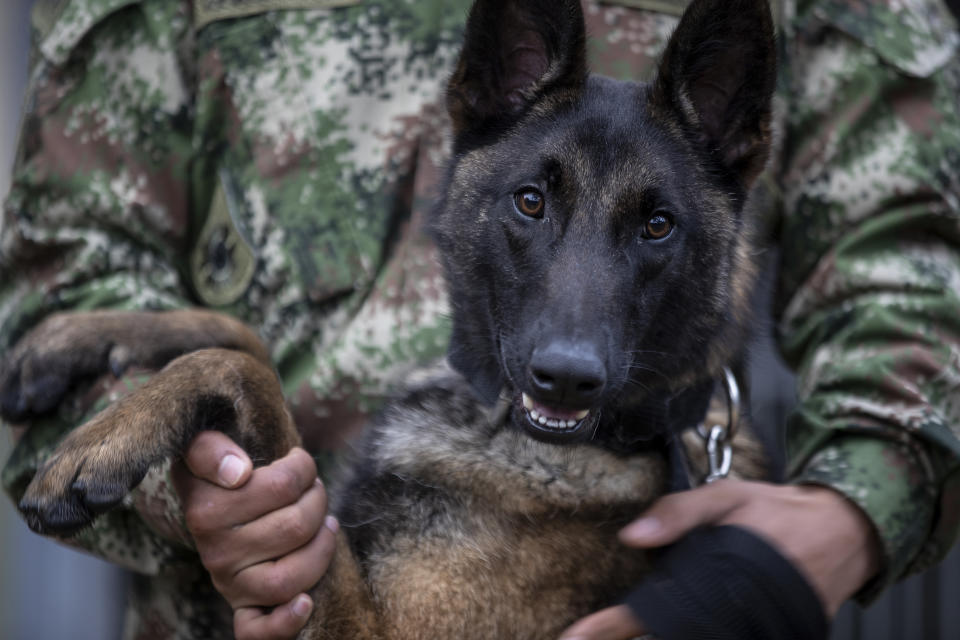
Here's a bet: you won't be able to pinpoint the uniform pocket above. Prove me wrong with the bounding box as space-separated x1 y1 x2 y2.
193 3 379 308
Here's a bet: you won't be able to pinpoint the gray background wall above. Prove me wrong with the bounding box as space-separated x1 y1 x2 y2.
0 2 957 639
0 2 128 639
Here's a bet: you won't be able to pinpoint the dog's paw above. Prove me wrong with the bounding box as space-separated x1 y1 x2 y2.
18 409 155 536
0 358 72 422
0 314 131 422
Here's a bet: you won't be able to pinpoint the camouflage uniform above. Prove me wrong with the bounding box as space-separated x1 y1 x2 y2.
1 0 958 637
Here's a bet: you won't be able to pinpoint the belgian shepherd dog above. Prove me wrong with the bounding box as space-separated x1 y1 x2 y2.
1 0 776 636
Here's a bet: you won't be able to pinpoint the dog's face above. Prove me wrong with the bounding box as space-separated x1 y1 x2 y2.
432 0 776 448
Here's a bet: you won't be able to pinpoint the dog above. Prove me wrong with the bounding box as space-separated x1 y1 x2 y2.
0 0 776 637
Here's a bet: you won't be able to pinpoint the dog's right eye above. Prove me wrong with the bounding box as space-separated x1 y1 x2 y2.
514 188 545 218
644 212 674 240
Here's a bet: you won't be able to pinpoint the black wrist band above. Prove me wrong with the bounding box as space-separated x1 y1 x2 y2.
623 525 829 640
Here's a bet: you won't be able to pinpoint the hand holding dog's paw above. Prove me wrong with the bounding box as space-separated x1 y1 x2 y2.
173 431 337 640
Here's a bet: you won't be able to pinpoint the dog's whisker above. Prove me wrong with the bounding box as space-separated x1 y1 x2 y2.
621 362 670 386
622 349 670 357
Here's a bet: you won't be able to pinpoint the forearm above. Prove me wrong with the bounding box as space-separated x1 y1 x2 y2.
0 0 200 564
778 0 960 597
783 243 960 594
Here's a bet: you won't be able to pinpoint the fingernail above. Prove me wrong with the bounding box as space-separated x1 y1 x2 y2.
623 517 662 540
325 515 340 533
292 594 313 618
217 454 245 487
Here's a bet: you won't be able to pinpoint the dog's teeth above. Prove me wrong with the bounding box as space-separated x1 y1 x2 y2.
523 396 587 431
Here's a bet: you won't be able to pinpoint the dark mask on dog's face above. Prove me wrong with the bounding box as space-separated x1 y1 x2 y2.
432 0 776 446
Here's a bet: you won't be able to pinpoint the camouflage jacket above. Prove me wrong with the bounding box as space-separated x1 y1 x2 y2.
1 0 958 637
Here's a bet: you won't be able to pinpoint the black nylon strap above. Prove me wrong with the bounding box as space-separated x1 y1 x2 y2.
623 525 829 640
666 433 693 491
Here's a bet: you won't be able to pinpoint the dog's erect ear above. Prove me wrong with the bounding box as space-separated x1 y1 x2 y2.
447 0 587 135
650 0 776 187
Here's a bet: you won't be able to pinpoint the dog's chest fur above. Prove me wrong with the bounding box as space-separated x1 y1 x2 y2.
332 374 664 638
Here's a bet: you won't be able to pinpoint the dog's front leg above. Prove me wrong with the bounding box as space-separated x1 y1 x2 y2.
16 347 300 535
0 309 271 422
300 528 383 640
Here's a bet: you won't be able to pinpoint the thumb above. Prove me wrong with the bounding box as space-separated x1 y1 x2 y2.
181 430 253 489
619 479 747 548
558 605 646 640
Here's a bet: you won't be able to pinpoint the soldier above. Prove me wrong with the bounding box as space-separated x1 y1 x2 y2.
1 1 958 639
3 0 466 636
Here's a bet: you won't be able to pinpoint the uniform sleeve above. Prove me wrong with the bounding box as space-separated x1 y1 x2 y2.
4 0 467 636
776 0 960 600
1 0 200 569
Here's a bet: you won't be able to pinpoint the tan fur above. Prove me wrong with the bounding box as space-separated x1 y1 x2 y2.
365 518 649 640
305 530 380 639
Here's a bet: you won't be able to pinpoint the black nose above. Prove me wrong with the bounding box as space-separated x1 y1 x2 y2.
528 342 606 406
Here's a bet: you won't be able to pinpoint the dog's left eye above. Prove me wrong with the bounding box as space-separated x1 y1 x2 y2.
514 188 545 218
644 212 674 240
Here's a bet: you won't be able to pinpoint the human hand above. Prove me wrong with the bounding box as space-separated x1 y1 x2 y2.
172 431 338 640
558 479 881 640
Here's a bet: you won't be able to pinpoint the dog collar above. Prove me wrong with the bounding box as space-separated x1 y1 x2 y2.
666 366 741 491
